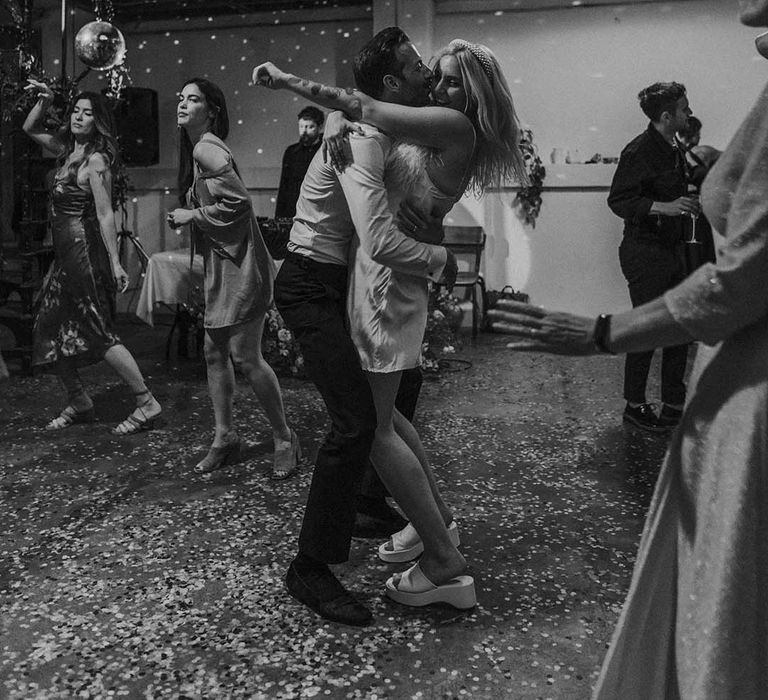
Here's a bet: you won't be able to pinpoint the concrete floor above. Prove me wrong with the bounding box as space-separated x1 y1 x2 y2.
0 318 673 699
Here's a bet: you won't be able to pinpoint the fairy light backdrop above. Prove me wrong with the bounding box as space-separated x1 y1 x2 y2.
27 0 768 315
33 5 371 280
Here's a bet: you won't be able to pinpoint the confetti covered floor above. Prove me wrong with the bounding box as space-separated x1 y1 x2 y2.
0 318 674 699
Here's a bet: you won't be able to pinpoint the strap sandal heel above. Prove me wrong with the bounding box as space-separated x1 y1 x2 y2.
271 429 301 480
45 405 96 431
112 390 163 436
194 434 242 474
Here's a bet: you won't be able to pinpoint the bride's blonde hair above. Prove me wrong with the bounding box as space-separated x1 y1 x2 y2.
434 40 528 194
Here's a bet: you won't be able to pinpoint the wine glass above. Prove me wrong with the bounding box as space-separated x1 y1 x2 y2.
685 191 701 245
686 211 701 244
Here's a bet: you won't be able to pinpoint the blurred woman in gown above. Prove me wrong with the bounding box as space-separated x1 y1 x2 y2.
490 2 768 694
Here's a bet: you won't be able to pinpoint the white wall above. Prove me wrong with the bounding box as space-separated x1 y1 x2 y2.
436 1 762 159
434 0 766 313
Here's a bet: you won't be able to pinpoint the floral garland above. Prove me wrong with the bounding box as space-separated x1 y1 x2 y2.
514 127 546 227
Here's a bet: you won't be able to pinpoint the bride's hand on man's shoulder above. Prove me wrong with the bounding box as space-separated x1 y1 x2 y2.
251 62 288 89
322 111 361 171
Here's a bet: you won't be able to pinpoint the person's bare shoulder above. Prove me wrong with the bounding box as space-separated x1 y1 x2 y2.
193 137 230 172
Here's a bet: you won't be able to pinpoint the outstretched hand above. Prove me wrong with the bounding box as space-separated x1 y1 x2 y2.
251 62 289 90
487 300 597 355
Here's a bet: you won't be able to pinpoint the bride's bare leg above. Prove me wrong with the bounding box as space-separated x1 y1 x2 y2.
391 407 453 525
366 370 465 585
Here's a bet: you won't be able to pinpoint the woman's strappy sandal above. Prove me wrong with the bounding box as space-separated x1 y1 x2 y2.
45 389 96 430
112 390 163 435
45 404 96 430
271 429 302 480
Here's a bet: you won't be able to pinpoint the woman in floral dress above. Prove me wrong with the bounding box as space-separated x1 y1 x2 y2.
23 81 161 434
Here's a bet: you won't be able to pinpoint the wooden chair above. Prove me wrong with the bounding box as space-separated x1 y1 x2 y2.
436 225 486 338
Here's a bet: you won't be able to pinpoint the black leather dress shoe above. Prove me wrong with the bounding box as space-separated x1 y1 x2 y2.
285 560 373 627
622 403 667 433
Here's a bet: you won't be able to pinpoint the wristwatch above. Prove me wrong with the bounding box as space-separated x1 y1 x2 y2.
593 314 616 354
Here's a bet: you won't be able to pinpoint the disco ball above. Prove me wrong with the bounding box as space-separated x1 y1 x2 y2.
74 21 126 71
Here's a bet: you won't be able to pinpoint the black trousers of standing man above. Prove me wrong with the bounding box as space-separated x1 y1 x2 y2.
619 238 689 406
274 251 378 564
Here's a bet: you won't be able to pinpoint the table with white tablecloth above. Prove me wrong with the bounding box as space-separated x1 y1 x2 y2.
136 249 204 358
136 249 204 326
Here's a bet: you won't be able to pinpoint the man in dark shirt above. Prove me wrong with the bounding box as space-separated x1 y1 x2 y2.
274 106 324 219
608 82 700 432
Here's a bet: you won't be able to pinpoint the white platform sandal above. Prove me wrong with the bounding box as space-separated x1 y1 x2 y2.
378 520 459 563
385 562 476 609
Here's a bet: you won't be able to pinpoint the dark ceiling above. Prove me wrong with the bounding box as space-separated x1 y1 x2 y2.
71 0 371 24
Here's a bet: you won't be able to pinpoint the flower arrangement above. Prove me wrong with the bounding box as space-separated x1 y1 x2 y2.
173 293 306 377
178 289 460 378
514 127 546 227
421 286 463 374
262 306 306 378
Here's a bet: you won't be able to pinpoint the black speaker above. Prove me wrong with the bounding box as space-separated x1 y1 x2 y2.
112 87 159 166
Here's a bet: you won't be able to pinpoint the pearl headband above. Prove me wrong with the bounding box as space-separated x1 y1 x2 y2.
449 40 495 83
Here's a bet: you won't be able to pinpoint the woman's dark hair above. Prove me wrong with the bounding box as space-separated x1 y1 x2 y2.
177 77 229 203
353 26 410 99
59 91 123 203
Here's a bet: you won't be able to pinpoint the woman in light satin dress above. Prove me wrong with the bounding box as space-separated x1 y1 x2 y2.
168 78 300 478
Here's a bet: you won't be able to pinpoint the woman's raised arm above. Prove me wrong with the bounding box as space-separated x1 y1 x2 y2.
251 62 471 151
22 80 66 156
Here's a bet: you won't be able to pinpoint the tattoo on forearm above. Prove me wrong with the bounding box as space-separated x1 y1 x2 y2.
299 78 342 101
292 76 363 120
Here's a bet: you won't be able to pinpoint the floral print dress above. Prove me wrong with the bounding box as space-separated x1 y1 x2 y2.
32 176 119 368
